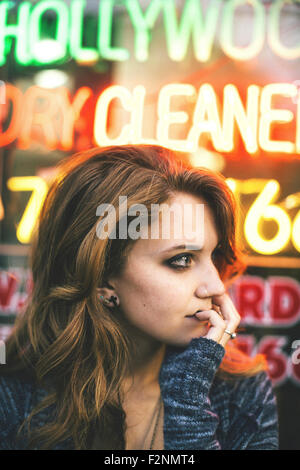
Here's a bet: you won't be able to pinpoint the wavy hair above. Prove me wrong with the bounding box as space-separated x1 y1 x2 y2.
1 145 267 449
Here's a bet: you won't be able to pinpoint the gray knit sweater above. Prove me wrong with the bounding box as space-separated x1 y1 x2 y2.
0 337 279 449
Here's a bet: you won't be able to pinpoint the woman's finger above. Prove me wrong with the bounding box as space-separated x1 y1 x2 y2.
194 309 226 344
212 304 224 319
212 293 241 347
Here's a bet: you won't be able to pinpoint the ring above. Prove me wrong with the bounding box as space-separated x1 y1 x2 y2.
224 329 237 339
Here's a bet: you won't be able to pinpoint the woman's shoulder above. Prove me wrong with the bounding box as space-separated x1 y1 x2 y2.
0 374 71 450
214 370 276 407
0 374 36 439
210 371 279 449
229 370 276 408
0 372 36 397
0 373 35 406
212 369 278 428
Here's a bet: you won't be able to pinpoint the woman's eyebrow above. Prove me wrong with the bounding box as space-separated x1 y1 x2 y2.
160 241 220 253
161 244 203 253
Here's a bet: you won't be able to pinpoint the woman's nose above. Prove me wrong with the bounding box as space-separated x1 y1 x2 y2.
196 266 225 298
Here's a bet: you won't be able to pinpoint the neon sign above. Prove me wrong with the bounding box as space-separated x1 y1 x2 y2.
0 0 299 67
1 82 299 155
0 84 92 150
5 173 300 256
227 179 300 255
6 177 48 244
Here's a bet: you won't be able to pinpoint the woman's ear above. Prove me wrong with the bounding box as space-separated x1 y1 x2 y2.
96 287 119 307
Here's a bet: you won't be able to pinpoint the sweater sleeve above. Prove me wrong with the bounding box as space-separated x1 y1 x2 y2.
158 337 225 450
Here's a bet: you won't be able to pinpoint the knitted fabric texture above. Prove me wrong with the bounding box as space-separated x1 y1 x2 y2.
0 337 278 450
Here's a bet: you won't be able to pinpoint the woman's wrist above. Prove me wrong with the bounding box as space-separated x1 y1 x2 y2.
159 337 225 404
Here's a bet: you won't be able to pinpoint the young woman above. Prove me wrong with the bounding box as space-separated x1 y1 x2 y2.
0 145 278 450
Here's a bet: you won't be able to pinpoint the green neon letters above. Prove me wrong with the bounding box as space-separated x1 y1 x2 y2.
0 0 298 67
29 0 69 64
0 1 31 66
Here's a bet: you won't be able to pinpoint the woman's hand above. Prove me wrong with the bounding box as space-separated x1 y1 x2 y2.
194 292 241 347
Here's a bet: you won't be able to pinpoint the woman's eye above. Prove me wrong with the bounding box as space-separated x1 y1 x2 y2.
168 253 194 269
211 249 219 263
211 248 222 270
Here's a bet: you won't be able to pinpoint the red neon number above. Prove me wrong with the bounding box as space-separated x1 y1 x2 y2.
236 334 291 387
257 336 288 386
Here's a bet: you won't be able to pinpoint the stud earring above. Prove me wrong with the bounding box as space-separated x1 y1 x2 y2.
100 295 118 307
109 295 118 307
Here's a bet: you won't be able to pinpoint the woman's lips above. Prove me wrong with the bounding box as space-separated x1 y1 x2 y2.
185 312 209 324
185 310 204 317
185 309 211 326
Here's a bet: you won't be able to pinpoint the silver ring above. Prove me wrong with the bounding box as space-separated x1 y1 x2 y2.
225 329 237 339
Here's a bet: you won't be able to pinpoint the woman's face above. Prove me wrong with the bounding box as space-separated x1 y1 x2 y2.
110 192 226 347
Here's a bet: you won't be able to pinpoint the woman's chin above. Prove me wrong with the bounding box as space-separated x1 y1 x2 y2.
163 324 211 348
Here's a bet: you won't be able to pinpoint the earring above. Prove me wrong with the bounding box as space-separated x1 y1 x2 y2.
100 295 118 307
109 295 118 307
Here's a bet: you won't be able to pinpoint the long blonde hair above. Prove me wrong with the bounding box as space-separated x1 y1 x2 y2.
2 145 266 449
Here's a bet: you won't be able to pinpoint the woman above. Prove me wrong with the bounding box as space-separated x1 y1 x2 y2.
0 145 278 450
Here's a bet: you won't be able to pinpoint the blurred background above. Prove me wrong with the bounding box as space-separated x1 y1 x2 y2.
0 0 299 449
